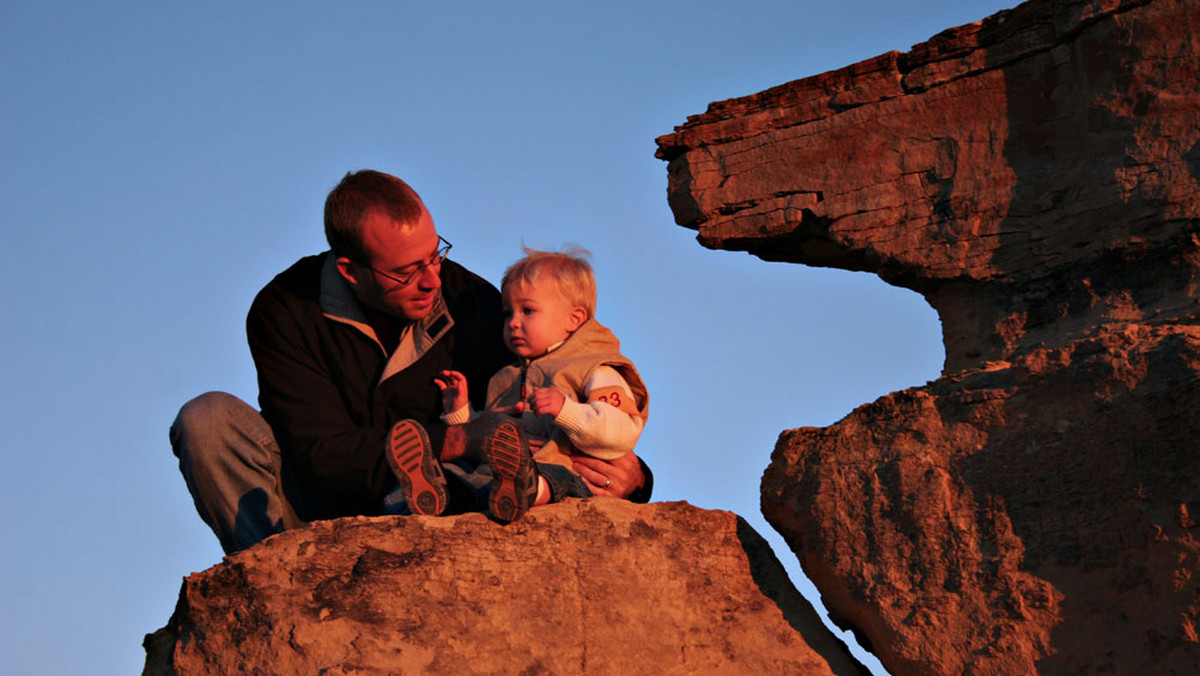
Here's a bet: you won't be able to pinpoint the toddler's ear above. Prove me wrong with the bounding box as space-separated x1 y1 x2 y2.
568 306 587 331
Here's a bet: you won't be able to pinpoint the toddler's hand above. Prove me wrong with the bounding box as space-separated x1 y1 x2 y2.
434 370 469 413
528 386 566 418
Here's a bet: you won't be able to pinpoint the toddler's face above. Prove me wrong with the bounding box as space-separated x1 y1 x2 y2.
501 280 585 359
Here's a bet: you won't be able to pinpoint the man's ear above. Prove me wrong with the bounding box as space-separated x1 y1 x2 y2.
335 257 361 288
568 307 588 331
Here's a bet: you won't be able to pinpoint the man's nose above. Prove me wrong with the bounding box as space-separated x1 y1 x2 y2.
417 263 442 290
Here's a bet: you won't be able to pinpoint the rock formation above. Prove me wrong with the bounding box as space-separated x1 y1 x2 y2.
655 0 1199 674
144 501 867 675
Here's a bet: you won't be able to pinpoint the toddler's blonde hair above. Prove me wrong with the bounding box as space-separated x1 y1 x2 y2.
501 246 597 319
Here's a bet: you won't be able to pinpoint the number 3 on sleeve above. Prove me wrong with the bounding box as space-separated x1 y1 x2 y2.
588 386 639 416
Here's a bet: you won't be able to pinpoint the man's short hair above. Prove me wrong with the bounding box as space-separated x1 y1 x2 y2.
324 170 425 263
501 247 597 319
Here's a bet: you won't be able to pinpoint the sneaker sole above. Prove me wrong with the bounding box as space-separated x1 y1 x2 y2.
386 420 447 516
488 421 533 522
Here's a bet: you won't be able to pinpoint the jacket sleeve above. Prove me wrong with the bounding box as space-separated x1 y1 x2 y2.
553 366 645 459
247 284 394 513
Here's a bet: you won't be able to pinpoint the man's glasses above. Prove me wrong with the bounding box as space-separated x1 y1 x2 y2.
361 236 452 288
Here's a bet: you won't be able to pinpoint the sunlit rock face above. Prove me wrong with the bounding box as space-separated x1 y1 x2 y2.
144 501 867 676
656 0 1200 673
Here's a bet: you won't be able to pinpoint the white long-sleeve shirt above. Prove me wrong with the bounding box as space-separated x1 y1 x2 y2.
442 364 643 460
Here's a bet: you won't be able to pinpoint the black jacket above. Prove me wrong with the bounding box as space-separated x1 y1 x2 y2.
247 252 511 521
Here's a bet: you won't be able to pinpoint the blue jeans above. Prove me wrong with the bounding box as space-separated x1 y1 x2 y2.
383 459 593 515
538 463 594 501
170 392 305 554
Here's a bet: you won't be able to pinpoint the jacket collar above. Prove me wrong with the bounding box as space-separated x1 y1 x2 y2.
318 252 455 384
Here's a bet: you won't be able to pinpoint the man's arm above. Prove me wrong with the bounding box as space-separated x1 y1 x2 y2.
247 282 394 514
570 452 652 502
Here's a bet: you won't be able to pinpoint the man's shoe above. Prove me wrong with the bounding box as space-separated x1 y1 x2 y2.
386 420 448 516
486 420 537 522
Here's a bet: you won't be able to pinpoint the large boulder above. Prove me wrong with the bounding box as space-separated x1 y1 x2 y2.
656 0 1200 673
144 501 866 675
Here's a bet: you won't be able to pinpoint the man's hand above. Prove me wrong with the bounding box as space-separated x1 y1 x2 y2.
570 451 645 498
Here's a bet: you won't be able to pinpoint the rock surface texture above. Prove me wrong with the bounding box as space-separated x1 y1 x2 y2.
656 0 1199 674
144 501 866 675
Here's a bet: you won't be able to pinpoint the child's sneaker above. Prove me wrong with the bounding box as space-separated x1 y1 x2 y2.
486 420 537 522
386 419 447 516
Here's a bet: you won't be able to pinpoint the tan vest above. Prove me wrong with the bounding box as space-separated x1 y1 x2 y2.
485 319 649 468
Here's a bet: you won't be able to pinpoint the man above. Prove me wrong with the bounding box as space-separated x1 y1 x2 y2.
172 170 650 554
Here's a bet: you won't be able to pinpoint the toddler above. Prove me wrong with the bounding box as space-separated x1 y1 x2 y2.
386 247 649 522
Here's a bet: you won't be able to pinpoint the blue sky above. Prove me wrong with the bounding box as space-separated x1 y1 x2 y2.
1 1 1015 673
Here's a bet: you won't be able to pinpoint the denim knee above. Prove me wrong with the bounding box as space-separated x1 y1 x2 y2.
538 463 593 501
171 391 267 460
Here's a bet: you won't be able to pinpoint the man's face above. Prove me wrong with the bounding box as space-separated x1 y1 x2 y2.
342 207 443 321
